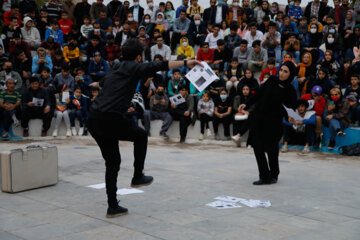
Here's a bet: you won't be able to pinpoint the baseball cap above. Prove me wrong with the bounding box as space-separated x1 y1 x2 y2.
311 85 322 95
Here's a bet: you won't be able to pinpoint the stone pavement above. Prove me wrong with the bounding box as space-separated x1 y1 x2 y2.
0 137 360 240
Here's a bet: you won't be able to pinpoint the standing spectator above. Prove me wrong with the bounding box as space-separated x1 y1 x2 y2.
151 36 171 61
32 47 53 74
233 39 250 70
211 0 228 25
203 0 216 24
0 79 21 139
187 14 207 47
171 10 191 52
90 0 107 22
186 0 203 20
225 0 244 26
225 24 242 51
58 11 73 36
62 0 75 22
96 10 113 34
243 22 263 48
144 0 158 22
304 0 327 22
3 4 22 26
21 77 51 137
69 87 88 136
42 0 63 22
196 42 214 64
74 0 91 26
176 0 189 18
21 17 41 50
54 65 75 92
45 20 64 45
107 0 122 19
88 51 109 82
247 40 268 74
213 89 232 140
129 0 144 23
205 24 223 49
20 0 39 21
197 91 214 140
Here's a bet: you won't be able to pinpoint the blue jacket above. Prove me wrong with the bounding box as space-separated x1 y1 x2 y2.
88 59 109 77
76 75 93 97
283 111 316 126
69 94 88 113
32 54 53 73
280 21 299 35
45 28 64 45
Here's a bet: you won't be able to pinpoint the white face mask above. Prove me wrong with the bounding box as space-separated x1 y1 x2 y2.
327 38 335 44
128 17 134 21
145 19 150 23
195 20 201 25
182 41 188 47
310 28 317 34
233 2 239 6
148 2 153 8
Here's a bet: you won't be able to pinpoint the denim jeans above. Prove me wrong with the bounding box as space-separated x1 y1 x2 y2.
328 118 344 140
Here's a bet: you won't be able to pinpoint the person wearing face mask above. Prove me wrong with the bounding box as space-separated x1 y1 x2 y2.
177 37 195 59
302 23 322 63
128 0 144 23
239 61 297 185
325 87 350 150
63 38 80 63
140 14 155 38
320 31 342 61
213 88 232 140
335 0 351 25
288 0 303 23
144 0 158 23
187 14 207 46
125 12 139 33
0 61 22 91
143 84 173 138
211 0 228 25
225 0 244 26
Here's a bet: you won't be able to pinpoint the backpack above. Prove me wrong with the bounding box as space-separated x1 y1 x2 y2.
341 143 360 156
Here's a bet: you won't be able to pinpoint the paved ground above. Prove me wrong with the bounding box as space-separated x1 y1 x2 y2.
0 137 360 240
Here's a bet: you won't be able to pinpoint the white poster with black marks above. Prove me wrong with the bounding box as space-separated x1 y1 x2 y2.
169 94 186 106
185 61 218 92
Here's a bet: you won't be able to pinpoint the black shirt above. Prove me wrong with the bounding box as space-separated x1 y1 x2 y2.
91 60 169 115
215 98 231 114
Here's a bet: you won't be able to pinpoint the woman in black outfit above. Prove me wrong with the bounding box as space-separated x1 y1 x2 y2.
240 61 297 185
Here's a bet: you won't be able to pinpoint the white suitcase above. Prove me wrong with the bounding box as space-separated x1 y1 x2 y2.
1 145 58 193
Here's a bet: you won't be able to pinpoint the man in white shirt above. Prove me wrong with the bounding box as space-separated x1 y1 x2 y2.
204 24 224 49
144 0 157 22
261 21 281 65
243 22 263 48
151 35 171 60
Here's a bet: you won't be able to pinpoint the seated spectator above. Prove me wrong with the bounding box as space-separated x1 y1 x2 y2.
213 88 232 140
197 91 214 140
171 10 191 52
325 88 351 150
297 17 308 40
296 52 316 95
337 59 353 89
344 24 360 60
63 37 80 65
320 31 342 61
281 99 316 154
280 15 299 45
0 61 22 91
86 35 106 59
301 85 326 149
165 1 176 27
344 75 360 124
154 12 170 36
9 32 31 58
0 79 21 139
53 65 75 92
0 46 9 68
187 14 206 47
37 67 54 89
80 16 94 39
58 11 73 35
257 16 271 34
3 4 22 26
45 20 64 46
32 47 53 74
96 10 113 33
243 22 263 48
237 19 248 38
232 84 254 147
317 50 340 85
225 24 242 51
77 50 90 74
213 39 232 72
74 67 93 97
288 0 303 23
40 37 62 57
207 67 226 98
67 24 87 49
90 0 106 21
312 68 335 99
52 85 72 137
37 9 50 40
21 77 51 137
236 69 259 94
88 51 109 82
140 14 155 39
219 20 230 38
247 40 268 74
143 84 172 138
169 84 195 143
21 17 41 50
42 0 63 22
205 24 224 49
186 0 203 19
302 23 322 63
151 35 171 60
282 34 300 64
177 37 195 59
225 0 243 26
52 49 67 77
259 58 277 84
168 69 185 96
69 87 88 136
13 50 32 86
261 21 281 65
105 34 120 62
224 58 243 92
2 17 21 50
88 22 107 44
233 39 250 70
256 0 270 25
196 42 214 64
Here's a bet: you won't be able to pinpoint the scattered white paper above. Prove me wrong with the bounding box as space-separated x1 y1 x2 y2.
116 188 144 195
238 199 271 208
87 183 106 189
169 94 186 106
283 104 303 121
214 195 247 203
185 61 218 92
32 97 44 107
62 91 70 102
206 200 242 209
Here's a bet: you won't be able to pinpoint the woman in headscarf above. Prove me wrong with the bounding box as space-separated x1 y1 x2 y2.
140 14 155 39
154 12 170 44
302 23 322 63
296 52 316 95
342 10 356 34
311 67 334 97
236 69 259 94
176 36 195 59
319 31 342 61
239 61 297 185
317 50 340 85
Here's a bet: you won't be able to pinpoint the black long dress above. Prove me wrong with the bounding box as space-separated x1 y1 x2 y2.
246 75 297 182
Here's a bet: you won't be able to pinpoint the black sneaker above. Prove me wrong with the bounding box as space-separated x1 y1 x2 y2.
337 130 346 137
160 132 169 140
106 205 128 218
180 137 185 143
131 174 154 188
328 139 336 150
313 138 320 149
253 179 272 185
2 131 9 140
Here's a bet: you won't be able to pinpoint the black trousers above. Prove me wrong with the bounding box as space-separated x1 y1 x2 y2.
233 119 250 136
213 114 232 137
253 139 280 182
283 124 314 145
170 108 191 139
21 107 51 131
88 112 147 207
199 113 212 134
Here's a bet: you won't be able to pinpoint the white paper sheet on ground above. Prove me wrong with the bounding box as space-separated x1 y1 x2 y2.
87 183 106 189
214 195 247 203
185 61 218 92
283 104 303 121
206 200 242 209
62 91 70 102
116 188 144 195
239 199 271 208
169 94 186 106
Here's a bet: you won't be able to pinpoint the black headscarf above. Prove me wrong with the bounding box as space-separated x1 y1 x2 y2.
278 61 296 87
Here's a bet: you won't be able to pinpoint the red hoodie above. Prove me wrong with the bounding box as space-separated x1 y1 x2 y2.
301 93 326 116
58 19 73 35
196 48 214 63
259 67 277 83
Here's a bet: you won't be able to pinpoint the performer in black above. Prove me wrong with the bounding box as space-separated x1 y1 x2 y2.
88 39 202 218
240 61 297 185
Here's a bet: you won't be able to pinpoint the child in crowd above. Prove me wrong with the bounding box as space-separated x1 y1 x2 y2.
45 20 64 45
68 87 88 136
52 49 67 77
168 69 185 96
58 11 73 35
197 91 214 140
74 67 93 97
224 58 242 92
80 16 93 39
63 37 80 62
112 18 122 36
259 58 277 84
53 84 71 137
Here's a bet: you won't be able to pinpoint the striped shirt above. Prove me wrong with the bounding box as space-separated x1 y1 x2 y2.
0 90 21 104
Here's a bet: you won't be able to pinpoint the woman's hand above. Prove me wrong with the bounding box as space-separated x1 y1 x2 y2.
186 60 203 69
239 104 246 112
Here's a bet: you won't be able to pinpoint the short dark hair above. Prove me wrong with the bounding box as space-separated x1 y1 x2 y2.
230 24 238 31
10 16 18 22
62 64 70 72
268 21 277 28
179 9 186 14
231 57 238 63
252 40 261 48
173 69 181 74
201 42 209 47
351 74 359 79
153 54 163 61
248 22 257 28
41 67 50 73
240 39 248 45
296 99 309 109
217 39 225 46
213 24 220 29
267 58 276 65
122 38 144 60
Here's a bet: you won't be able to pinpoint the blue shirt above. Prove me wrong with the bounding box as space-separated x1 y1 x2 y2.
95 18 113 31
133 6 139 22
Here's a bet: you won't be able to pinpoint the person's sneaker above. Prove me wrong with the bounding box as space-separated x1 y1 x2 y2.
206 128 212 137
215 134 220 140
253 179 272 185
2 131 9 140
199 133 204 140
23 129 29 137
52 129 58 137
328 139 336 150
301 145 310 154
83 128 88 136
313 138 320 149
13 118 20 127
78 127 84 136
71 127 77 136
280 145 288 153
232 134 241 146
337 130 346 137
41 130 47 137
106 205 128 218
160 132 169 140
66 128 72 137
131 174 154 188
